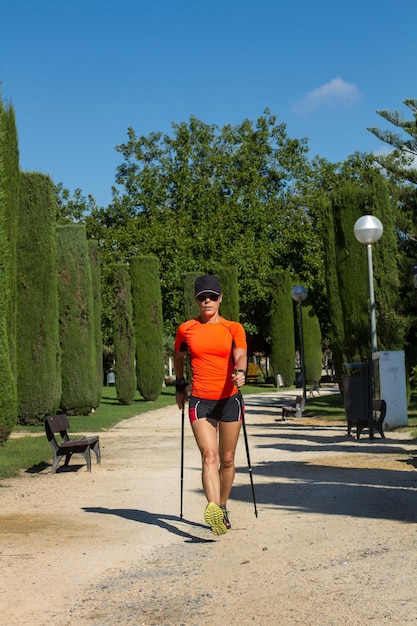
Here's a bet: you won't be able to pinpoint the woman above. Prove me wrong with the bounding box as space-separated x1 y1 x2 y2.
174 274 247 535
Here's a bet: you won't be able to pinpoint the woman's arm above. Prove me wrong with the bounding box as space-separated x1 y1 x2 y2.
174 349 188 409
232 347 247 388
174 348 186 380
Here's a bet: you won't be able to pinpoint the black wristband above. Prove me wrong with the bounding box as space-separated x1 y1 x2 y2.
175 378 187 392
236 369 246 376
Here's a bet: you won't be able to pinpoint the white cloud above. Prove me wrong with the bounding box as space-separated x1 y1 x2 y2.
294 77 361 114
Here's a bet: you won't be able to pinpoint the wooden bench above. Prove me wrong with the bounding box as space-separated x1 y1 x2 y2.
45 414 101 473
281 395 305 420
347 399 387 440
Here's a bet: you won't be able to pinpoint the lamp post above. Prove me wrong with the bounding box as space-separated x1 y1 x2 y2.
292 285 308 402
353 215 383 353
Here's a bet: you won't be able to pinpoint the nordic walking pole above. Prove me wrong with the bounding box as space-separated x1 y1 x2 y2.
238 387 258 518
180 404 185 519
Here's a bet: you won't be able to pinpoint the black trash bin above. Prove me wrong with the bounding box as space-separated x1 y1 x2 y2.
295 369 303 388
343 361 373 438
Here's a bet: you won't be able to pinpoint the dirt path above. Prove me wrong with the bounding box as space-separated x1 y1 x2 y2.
1 388 417 625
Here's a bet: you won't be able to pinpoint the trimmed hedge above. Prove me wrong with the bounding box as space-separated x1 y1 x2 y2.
217 266 239 322
130 255 164 401
269 270 295 386
303 304 323 384
183 271 202 321
113 264 136 405
16 173 61 424
56 224 96 414
88 239 103 408
0 100 18 439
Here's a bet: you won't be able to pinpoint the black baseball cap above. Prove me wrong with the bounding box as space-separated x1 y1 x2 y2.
194 275 221 297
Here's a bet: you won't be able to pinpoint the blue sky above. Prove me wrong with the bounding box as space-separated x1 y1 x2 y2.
0 0 416 208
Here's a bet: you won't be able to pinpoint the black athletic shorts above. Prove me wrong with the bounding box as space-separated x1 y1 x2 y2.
189 393 244 423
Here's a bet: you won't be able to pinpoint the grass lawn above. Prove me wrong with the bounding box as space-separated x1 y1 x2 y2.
1 387 178 480
1 384 416 481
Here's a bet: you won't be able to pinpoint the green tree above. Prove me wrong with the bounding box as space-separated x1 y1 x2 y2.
0 102 19 381
130 255 164 401
368 98 417 366
315 193 345 381
88 239 103 408
17 173 61 424
217 266 239 322
54 183 99 224
0 97 17 440
113 264 136 405
317 175 403 381
368 99 417 185
56 224 97 414
86 111 320 347
303 305 323 385
268 270 294 386
330 183 370 361
181 271 202 385
183 272 202 321
369 178 405 350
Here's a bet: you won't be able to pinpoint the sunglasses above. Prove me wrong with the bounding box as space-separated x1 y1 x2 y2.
196 292 220 302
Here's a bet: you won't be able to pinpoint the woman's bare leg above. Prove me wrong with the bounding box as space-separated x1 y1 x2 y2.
218 421 241 505
191 417 221 503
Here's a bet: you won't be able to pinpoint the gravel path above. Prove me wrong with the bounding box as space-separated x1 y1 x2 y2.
1 388 417 625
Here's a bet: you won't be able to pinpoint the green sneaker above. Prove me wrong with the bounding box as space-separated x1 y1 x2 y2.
204 502 228 535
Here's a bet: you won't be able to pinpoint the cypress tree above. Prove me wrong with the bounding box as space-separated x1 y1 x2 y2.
216 266 239 321
370 178 405 349
0 98 17 440
318 185 370 381
303 305 323 385
130 255 164 401
113 264 136 404
16 173 61 424
56 224 96 414
0 226 15 439
88 239 103 408
319 178 403 383
334 184 370 361
183 271 202 321
181 271 203 385
318 195 346 383
1 103 19 380
269 270 295 386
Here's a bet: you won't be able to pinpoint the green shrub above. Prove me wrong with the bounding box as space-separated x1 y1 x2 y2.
130 255 164 401
113 264 136 405
0 100 18 440
216 266 239 321
88 240 103 408
269 270 295 386
17 173 61 424
56 224 96 414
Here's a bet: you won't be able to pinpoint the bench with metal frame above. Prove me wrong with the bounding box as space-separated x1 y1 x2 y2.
281 395 305 421
45 414 101 473
347 398 387 440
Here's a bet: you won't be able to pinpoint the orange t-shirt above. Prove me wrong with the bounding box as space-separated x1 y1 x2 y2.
174 317 247 400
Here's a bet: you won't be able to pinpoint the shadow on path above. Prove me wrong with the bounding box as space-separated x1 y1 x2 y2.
234 458 417 523
82 507 214 543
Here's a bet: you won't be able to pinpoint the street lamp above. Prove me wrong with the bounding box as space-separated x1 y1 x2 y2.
353 215 383 353
292 285 308 402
